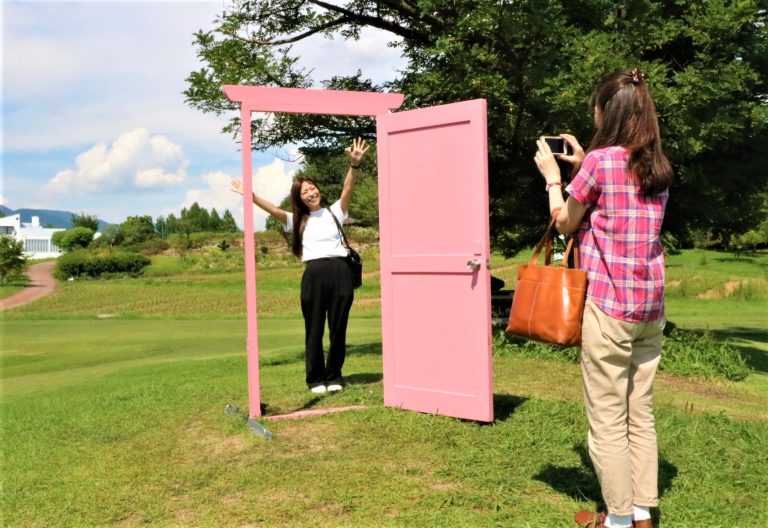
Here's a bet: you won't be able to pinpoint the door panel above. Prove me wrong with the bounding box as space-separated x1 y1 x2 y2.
376 99 493 422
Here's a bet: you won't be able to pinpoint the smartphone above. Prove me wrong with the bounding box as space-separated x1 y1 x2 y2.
542 136 570 155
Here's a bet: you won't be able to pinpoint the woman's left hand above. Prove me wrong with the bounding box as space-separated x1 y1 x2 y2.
534 137 562 186
346 137 370 164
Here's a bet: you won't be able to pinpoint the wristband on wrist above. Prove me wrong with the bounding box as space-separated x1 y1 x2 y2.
545 181 562 191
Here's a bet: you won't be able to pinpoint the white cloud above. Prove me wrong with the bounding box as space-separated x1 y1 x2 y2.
179 158 295 230
0 195 9 207
46 128 188 194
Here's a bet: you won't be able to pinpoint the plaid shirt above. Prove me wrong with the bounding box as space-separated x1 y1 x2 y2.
566 146 668 323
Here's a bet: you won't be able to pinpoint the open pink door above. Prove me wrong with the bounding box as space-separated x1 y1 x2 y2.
376 99 493 422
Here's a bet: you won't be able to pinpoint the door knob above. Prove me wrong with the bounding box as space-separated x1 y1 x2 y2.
466 258 481 271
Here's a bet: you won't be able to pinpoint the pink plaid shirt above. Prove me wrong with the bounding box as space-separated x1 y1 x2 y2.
566 146 668 323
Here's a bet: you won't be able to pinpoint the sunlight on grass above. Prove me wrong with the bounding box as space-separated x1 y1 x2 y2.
1 248 767 527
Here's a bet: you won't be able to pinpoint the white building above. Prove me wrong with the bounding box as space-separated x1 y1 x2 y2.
0 214 65 259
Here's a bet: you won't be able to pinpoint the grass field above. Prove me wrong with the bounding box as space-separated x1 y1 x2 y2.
0 275 29 300
1 247 766 527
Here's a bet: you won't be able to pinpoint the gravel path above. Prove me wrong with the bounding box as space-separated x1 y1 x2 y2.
0 261 58 311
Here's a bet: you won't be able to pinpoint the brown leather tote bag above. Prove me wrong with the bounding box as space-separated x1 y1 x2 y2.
506 213 587 347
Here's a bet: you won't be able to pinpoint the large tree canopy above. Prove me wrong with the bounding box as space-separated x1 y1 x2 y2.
185 0 768 254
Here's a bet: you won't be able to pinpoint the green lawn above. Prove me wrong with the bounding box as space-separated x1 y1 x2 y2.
1 248 766 527
0 276 30 300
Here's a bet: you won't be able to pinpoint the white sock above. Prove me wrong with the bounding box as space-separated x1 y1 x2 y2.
605 513 633 528
633 505 652 521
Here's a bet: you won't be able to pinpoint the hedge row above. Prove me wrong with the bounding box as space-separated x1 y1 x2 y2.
54 250 151 280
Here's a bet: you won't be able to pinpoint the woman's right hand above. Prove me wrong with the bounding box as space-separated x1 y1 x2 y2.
229 178 288 224
557 134 585 168
230 179 245 196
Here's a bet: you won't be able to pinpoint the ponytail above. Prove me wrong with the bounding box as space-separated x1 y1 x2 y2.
589 68 673 195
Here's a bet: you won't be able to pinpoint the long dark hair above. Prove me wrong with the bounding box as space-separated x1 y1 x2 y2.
588 68 673 195
289 177 323 258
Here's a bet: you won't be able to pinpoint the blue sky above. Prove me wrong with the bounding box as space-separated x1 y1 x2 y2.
2 0 405 228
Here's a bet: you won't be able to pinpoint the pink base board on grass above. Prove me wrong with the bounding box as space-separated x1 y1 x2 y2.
264 405 368 421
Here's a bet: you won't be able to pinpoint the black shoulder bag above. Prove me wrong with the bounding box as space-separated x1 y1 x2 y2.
328 208 362 289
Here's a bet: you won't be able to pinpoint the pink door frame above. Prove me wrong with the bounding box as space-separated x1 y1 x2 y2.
222 86 405 418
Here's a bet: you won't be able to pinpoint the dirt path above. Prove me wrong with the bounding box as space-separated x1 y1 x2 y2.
0 261 58 311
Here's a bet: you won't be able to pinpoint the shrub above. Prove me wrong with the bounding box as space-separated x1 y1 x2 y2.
53 227 94 252
254 230 289 251
661 328 751 382
493 326 751 383
661 232 681 255
728 229 766 259
55 250 151 279
0 236 27 282
347 226 379 244
136 239 170 255
492 331 579 363
189 231 216 248
195 247 244 273
688 228 723 250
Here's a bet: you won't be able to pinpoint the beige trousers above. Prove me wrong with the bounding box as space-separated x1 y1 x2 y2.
580 300 665 516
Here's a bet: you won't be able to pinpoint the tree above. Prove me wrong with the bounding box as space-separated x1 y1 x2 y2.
120 216 157 247
94 225 124 248
156 205 238 236
0 236 26 283
185 0 768 254
166 213 180 235
155 216 167 238
184 202 211 232
52 227 94 252
210 208 223 231
71 212 100 232
221 209 239 232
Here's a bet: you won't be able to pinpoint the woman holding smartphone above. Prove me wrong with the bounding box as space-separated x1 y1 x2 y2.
534 69 673 528
232 138 370 394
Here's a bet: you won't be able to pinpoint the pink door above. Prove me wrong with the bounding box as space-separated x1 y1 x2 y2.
376 99 493 422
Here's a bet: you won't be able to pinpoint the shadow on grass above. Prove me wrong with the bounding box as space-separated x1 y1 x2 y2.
714 256 755 263
346 372 382 385
710 327 768 373
493 393 529 421
261 351 304 367
534 443 678 507
347 342 383 356
298 396 325 411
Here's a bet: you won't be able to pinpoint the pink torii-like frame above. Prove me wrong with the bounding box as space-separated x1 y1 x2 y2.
222 85 405 419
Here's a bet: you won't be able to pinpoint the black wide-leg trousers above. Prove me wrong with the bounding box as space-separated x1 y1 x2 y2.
300 257 354 387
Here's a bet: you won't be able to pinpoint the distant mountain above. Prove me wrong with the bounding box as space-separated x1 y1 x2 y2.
0 206 113 231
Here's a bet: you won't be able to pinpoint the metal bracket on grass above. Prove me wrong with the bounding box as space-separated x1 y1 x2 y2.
246 418 273 439
225 404 273 440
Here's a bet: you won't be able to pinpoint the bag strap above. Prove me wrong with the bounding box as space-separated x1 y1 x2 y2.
327 207 351 250
530 209 580 269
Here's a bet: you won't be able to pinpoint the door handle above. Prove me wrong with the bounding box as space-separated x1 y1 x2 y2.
466 258 481 271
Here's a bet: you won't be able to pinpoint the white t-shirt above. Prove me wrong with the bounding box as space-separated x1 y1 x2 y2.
284 200 349 262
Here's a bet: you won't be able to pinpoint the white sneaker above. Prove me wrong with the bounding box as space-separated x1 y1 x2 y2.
310 385 327 394
326 384 343 392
